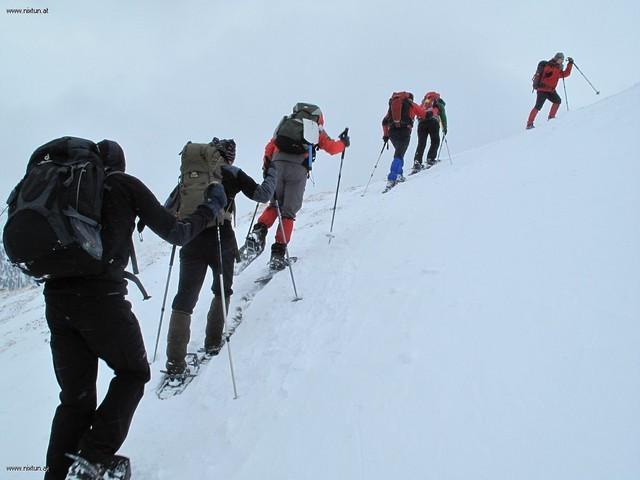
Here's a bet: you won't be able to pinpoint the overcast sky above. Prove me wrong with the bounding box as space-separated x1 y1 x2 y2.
1 0 639 213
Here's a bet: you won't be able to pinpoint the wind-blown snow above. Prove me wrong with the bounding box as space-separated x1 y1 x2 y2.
1 86 639 479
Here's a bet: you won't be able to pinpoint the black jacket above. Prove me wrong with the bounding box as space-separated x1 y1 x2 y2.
222 163 276 209
44 173 214 296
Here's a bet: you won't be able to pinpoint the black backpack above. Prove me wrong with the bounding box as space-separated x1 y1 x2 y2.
532 60 548 90
274 103 322 154
3 137 106 279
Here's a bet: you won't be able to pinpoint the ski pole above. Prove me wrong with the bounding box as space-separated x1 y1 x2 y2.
217 224 239 399
0 205 8 218
232 199 237 229
573 62 600 95
244 203 259 243
436 135 445 162
562 77 569 111
328 127 349 243
152 245 176 363
362 140 388 197
444 136 453 165
275 200 302 301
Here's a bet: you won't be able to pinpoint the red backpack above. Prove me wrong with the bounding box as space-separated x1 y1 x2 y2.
388 92 414 127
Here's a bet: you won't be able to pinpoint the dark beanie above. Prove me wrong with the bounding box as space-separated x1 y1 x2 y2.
97 139 126 172
212 137 236 163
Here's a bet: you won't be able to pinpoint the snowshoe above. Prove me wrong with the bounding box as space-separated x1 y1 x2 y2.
65 455 103 480
269 256 287 271
255 256 298 284
157 353 202 399
269 243 287 271
245 226 266 256
409 162 423 175
382 180 396 193
203 337 226 358
104 456 131 480
65 454 131 480
235 224 269 275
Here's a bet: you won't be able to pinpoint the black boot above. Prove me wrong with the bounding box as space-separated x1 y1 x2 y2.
246 223 268 255
204 296 230 356
165 310 191 376
269 242 287 271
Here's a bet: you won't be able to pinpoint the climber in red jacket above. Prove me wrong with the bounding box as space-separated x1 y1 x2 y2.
527 52 573 129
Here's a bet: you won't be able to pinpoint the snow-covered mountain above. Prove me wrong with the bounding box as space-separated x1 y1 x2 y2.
1 85 639 479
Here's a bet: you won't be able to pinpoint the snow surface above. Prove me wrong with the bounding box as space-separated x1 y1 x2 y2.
1 85 639 479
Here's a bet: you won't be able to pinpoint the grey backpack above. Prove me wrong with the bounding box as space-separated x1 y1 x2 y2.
274 103 322 154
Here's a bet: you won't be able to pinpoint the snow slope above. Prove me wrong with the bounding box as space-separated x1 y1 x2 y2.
1 86 639 480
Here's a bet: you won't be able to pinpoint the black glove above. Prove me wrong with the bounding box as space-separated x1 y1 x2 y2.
203 183 227 215
382 135 389 143
443 127 448 135
339 130 350 148
567 57 574 64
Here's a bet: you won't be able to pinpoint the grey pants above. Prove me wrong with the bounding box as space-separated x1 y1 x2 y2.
270 160 308 219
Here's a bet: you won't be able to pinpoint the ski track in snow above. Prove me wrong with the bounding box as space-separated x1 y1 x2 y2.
1 85 640 479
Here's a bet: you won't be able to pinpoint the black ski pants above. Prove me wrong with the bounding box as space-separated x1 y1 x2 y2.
388 127 411 160
44 294 150 480
534 90 562 110
171 224 236 314
414 117 441 164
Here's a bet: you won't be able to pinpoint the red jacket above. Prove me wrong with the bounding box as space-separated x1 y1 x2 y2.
537 60 573 92
382 102 426 137
263 128 345 169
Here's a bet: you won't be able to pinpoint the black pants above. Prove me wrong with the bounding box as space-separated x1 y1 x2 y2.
389 127 411 160
414 117 441 163
171 225 236 314
534 90 562 110
44 294 150 480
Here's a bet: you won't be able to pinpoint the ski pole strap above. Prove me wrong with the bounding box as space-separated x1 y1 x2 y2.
124 271 151 300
